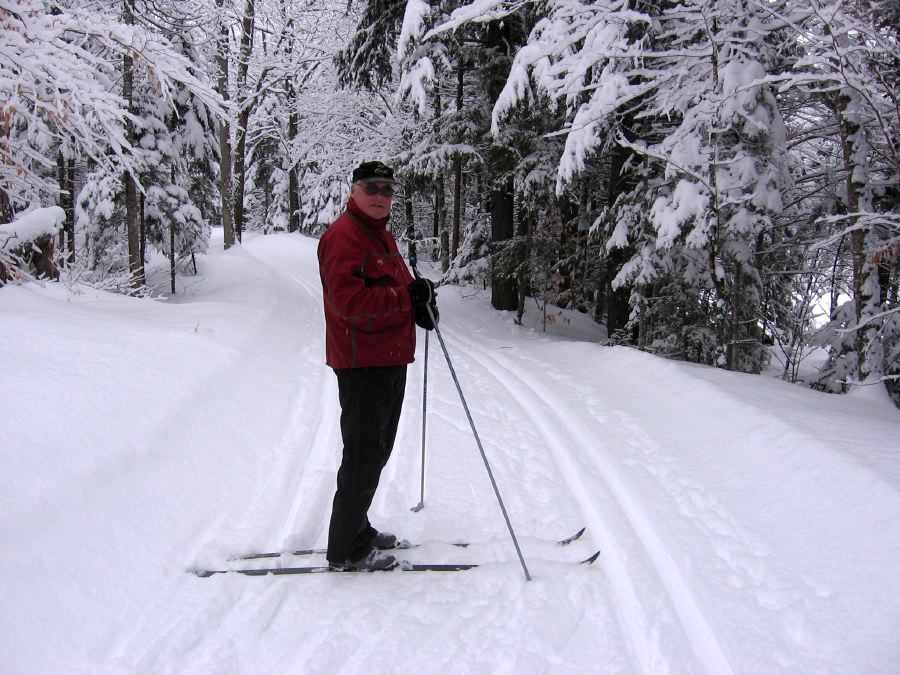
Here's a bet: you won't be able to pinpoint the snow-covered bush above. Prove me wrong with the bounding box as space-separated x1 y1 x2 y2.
0 206 65 283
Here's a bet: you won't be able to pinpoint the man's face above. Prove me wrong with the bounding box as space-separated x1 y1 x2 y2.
351 181 394 220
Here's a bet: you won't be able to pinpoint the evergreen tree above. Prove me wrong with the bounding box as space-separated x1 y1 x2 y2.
75 0 218 289
399 0 544 309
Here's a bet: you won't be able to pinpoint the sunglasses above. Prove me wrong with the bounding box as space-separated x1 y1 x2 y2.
359 183 394 198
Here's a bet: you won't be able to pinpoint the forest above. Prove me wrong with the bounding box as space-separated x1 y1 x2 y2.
1 0 898 405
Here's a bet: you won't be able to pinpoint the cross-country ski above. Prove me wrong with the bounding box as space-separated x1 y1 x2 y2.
192 550 601 578
229 527 585 561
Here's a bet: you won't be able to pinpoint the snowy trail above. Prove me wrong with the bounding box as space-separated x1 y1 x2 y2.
145 238 634 674
440 321 734 674
238 239 340 552
107 240 335 672
125 237 900 674
4 232 899 675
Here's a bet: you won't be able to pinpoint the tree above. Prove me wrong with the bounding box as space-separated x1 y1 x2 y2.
1 0 222 287
215 0 236 248
241 0 399 234
781 0 900 388
399 0 545 310
415 0 898 401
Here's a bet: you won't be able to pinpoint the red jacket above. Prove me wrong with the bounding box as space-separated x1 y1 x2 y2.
318 199 416 368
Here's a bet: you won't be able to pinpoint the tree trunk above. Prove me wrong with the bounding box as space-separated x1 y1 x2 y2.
440 229 450 273
0 188 12 225
837 91 880 381
600 150 633 337
490 175 517 310
707 12 728 366
604 245 632 337
637 289 650 349
217 0 235 249
169 220 176 294
515 212 532 325
438 176 448 272
66 156 75 261
140 191 146 274
0 187 12 283
233 105 250 242
283 7 299 233
432 182 442 239
170 165 177 294
287 113 299 233
57 152 66 255
728 263 742 370
404 186 415 240
604 114 640 339
56 152 76 263
122 0 142 287
232 0 255 242
452 158 462 260
288 155 299 232
451 65 464 260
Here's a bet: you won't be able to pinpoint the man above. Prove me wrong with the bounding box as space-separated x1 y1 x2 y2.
318 160 438 571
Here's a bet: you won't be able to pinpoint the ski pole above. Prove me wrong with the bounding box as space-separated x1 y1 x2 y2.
411 328 428 512
410 264 531 582
408 236 427 513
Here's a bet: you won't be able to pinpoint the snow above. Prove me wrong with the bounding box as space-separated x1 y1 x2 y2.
397 0 430 58
423 0 508 40
397 54 435 116
2 229 899 674
651 180 709 249
0 206 65 250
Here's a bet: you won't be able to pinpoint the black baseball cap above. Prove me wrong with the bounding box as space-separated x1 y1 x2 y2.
352 161 395 183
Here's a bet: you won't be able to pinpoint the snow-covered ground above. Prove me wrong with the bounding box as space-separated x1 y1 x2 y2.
2 230 899 675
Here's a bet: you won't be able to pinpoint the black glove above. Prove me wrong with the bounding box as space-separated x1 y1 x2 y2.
408 278 435 307
415 302 439 331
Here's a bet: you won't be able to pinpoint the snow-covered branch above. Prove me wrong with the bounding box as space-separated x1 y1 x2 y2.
0 0 223 209
0 206 65 251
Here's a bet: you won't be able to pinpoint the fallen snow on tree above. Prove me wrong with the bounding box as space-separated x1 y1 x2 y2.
0 206 65 251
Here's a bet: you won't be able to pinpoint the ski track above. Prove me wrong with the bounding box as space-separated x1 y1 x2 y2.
442 324 735 675
118 241 735 673
215 250 619 674
225 249 330 553
249 249 339 551
10 237 897 674
113 243 337 671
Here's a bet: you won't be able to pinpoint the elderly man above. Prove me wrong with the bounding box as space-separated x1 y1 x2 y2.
317 161 437 571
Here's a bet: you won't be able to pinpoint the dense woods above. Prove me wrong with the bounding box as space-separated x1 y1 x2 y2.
1 0 897 404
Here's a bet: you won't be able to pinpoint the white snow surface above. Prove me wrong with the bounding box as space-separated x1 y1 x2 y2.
2 230 899 675
0 206 65 250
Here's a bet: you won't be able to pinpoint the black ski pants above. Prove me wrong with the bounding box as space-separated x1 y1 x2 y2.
327 364 407 563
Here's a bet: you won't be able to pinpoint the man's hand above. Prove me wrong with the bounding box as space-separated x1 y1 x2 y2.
408 278 436 306
415 303 439 331
409 278 439 330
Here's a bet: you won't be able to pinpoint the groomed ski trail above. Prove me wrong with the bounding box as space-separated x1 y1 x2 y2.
111 233 830 674
242 238 342 553
110 237 340 672
441 324 735 674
